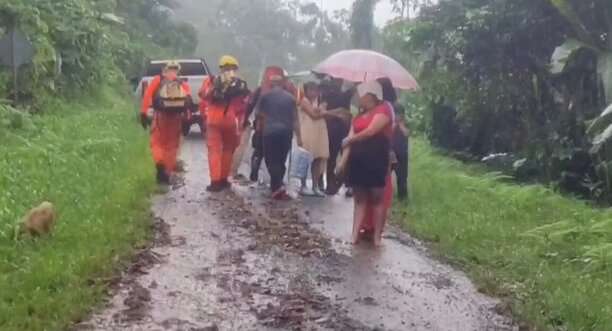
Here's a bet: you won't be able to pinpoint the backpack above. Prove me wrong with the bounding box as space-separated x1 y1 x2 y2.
154 76 188 112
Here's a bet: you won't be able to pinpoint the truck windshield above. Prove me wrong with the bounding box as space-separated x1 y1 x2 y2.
145 61 208 76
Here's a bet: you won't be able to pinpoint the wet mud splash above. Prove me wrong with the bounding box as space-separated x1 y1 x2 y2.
76 136 518 331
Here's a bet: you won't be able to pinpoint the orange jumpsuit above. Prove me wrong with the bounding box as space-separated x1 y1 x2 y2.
141 76 192 174
199 77 248 183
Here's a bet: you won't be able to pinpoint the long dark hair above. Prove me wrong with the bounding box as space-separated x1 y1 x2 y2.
376 77 397 104
303 81 319 94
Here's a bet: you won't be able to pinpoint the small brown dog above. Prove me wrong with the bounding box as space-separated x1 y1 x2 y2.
19 201 57 237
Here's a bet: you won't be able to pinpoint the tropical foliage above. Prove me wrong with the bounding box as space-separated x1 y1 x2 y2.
0 0 197 107
176 0 350 83
404 139 612 331
350 0 376 49
385 0 612 201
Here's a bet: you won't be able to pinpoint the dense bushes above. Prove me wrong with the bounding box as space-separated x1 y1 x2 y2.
0 0 197 106
0 88 154 331
385 0 612 201
403 139 612 330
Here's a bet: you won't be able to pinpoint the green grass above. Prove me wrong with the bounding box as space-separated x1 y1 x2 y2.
0 88 155 331
399 139 612 331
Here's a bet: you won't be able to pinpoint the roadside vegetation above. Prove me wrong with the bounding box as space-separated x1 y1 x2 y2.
0 88 154 331
385 0 612 202
400 139 612 330
0 1 351 329
379 1 612 329
0 1 194 329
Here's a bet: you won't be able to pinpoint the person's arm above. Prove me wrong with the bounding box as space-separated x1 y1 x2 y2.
324 107 352 125
344 126 355 141
299 99 323 119
293 104 303 147
199 76 218 101
398 119 409 136
181 81 192 95
198 77 207 100
181 81 194 109
343 113 390 147
256 94 268 132
244 88 261 126
322 107 341 117
336 126 354 175
141 76 161 115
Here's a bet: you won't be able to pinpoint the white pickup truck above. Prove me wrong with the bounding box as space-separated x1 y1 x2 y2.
135 59 212 135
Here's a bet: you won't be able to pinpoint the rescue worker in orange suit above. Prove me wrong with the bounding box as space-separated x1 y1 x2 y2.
199 55 250 192
140 61 193 185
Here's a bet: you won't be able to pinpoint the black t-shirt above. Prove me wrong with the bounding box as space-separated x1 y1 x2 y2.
392 103 408 155
258 87 297 136
322 87 353 140
322 88 353 110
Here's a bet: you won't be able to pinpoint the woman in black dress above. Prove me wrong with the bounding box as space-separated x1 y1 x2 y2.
342 81 393 246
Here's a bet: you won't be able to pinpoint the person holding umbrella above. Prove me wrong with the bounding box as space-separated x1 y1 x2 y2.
315 49 418 246
341 81 393 246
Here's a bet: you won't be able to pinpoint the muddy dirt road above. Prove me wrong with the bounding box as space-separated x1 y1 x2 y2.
78 136 516 331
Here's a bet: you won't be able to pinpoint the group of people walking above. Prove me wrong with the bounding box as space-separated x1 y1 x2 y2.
139 56 410 246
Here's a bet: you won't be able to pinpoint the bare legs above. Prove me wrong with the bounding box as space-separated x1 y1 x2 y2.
302 158 328 195
312 158 327 193
370 188 385 246
352 187 385 246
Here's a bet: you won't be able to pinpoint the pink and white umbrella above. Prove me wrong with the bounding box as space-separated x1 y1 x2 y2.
313 49 419 91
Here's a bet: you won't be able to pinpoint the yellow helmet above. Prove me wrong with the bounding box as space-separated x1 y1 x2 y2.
165 60 181 71
219 55 239 68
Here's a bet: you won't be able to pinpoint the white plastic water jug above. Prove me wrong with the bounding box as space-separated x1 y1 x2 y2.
290 147 313 180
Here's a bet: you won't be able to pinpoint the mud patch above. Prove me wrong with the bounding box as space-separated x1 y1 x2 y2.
194 267 213 282
254 290 375 330
208 191 335 259
203 190 380 330
77 217 169 329
159 318 218 331
79 140 517 331
420 272 455 290
152 216 172 247
114 283 151 322
126 249 162 276
355 296 378 307
383 233 417 247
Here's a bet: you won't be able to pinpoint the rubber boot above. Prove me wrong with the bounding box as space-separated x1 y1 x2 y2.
220 178 231 190
206 181 224 192
156 164 170 185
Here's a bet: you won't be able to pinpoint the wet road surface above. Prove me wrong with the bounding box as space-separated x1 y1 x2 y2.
77 135 517 331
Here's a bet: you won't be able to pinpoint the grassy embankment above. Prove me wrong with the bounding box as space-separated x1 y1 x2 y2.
401 139 612 330
0 88 155 331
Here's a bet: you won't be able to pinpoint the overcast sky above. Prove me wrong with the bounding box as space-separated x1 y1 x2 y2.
316 0 395 26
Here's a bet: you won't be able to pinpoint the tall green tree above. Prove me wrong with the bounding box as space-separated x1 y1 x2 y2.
385 0 612 201
350 0 376 49
0 0 198 104
175 0 350 83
